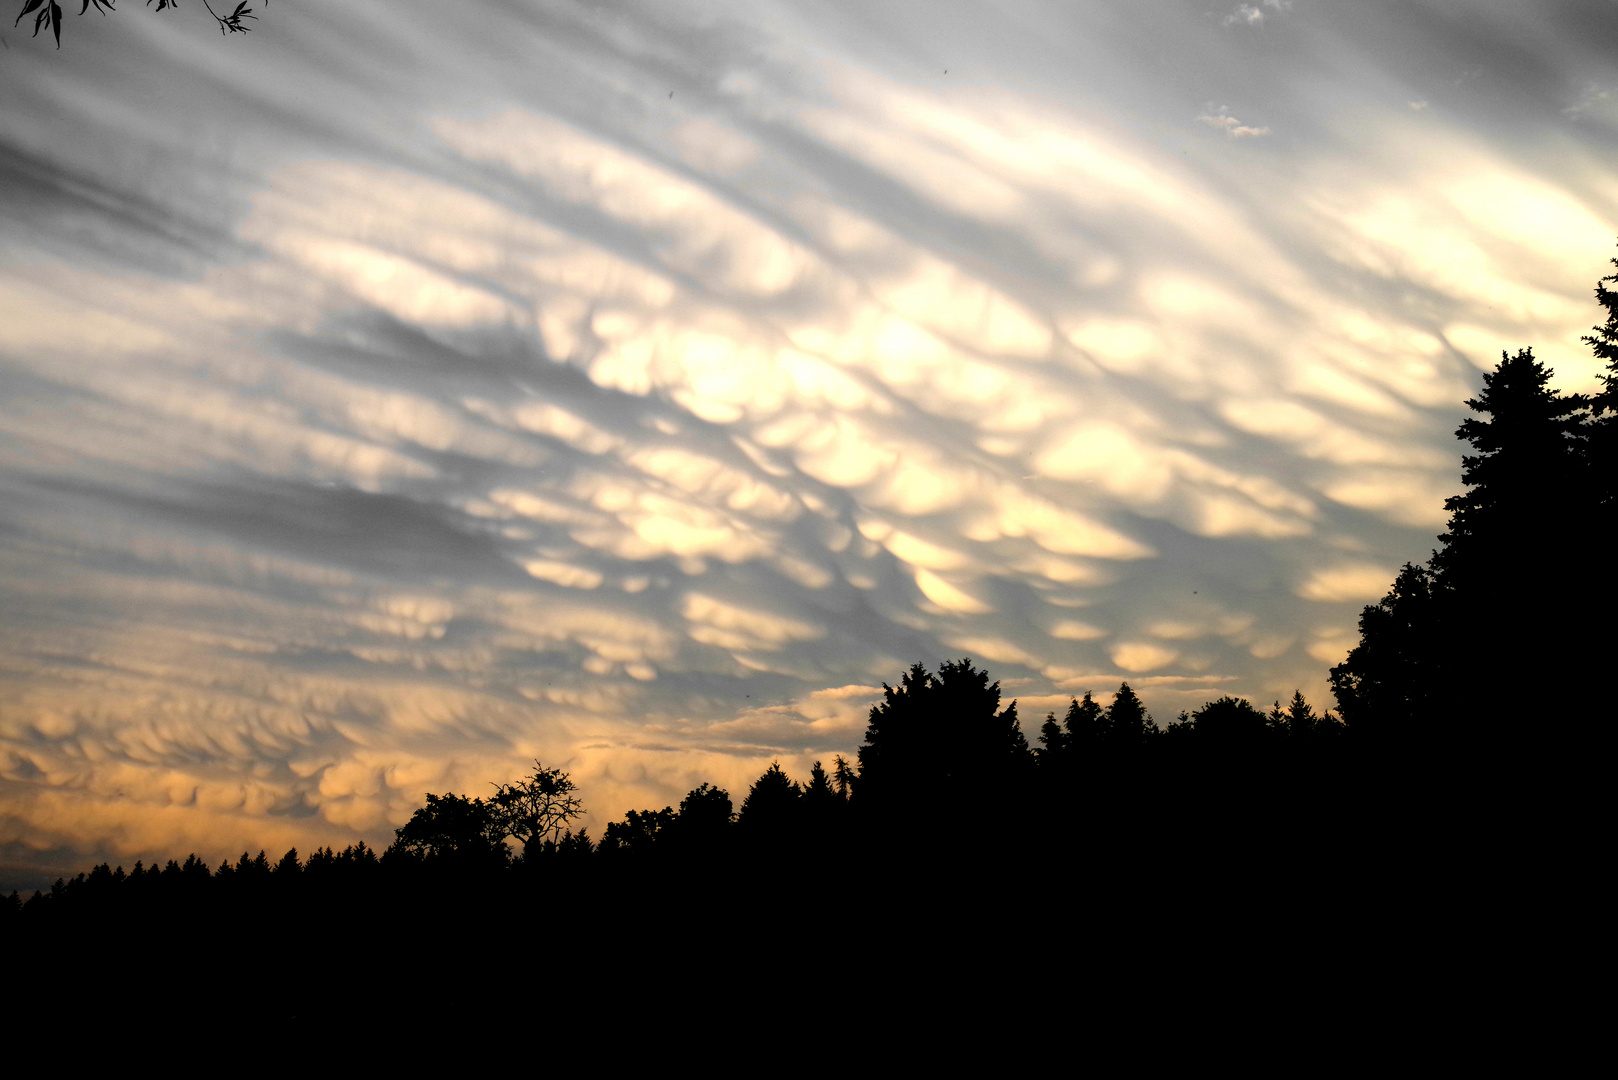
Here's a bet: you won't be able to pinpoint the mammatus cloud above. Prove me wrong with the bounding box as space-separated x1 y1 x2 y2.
0 0 1614 887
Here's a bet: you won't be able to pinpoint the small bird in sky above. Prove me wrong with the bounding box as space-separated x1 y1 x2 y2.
669 91 674 98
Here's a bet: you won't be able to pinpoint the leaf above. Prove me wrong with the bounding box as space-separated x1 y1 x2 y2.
14 0 44 30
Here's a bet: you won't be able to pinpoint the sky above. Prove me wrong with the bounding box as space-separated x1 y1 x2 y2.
2 0 1616 888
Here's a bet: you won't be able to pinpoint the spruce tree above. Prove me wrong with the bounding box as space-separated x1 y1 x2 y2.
1062 691 1106 751
1331 342 1597 750
1104 683 1155 747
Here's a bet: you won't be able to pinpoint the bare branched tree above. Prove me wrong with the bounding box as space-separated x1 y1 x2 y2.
488 761 586 858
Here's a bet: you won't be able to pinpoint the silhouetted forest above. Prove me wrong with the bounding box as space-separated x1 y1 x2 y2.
9 252 1615 1020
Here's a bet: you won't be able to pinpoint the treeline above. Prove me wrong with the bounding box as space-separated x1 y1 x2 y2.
9 250 1616 954
0 666 1355 925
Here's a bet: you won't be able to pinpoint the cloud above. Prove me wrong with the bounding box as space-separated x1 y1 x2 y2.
1109 642 1180 673
1197 109 1272 138
1295 564 1397 603
1223 5 1266 28
1223 1 1290 29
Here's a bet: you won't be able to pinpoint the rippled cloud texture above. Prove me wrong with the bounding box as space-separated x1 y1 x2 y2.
3 0 1615 883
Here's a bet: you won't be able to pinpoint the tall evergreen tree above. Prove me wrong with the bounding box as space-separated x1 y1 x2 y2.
1036 712 1067 765
737 762 801 840
1433 348 1590 587
1063 691 1106 751
1283 690 1317 737
1104 683 1155 747
832 755 857 800
1331 340 1599 749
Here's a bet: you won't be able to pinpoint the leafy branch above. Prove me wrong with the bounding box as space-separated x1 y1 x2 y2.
12 0 267 47
192 0 256 36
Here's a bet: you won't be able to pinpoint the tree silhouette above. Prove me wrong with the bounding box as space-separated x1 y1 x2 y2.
1104 683 1156 747
489 761 586 861
1582 250 1618 517
391 793 506 866
678 783 734 830
1330 345 1596 750
1186 695 1268 748
1328 562 1442 743
1434 348 1590 588
1063 691 1106 752
602 807 676 855
856 658 1030 813
672 783 733 852
832 755 857 800
1037 711 1067 764
737 761 801 837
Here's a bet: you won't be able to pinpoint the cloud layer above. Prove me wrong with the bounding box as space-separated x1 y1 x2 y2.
2 0 1615 886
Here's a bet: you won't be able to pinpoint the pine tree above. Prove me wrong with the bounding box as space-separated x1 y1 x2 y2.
1433 349 1590 590
1330 341 1598 749
832 755 857 800
1284 690 1317 738
737 762 801 839
1036 712 1067 765
1104 683 1156 747
1062 691 1106 751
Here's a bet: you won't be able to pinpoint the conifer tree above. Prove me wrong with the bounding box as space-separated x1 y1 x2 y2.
1331 338 1598 747
832 755 857 800
1283 690 1317 738
1104 683 1156 747
855 659 1029 811
737 762 801 840
1063 691 1106 751
1037 712 1067 764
